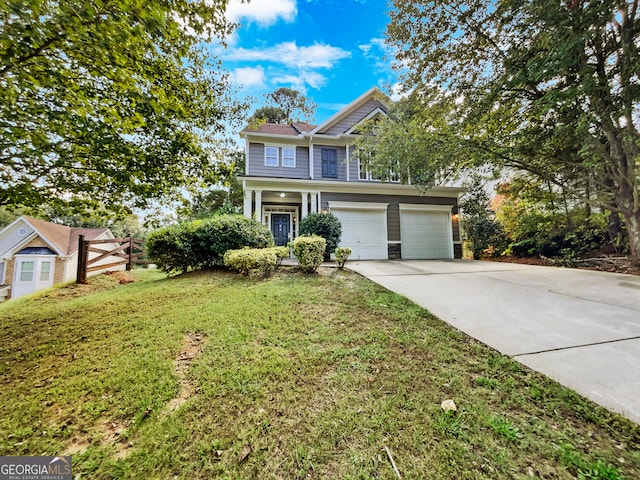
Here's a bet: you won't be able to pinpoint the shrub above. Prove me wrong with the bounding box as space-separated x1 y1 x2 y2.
292 235 326 273
147 215 273 274
190 214 273 268
334 247 352 268
146 222 198 274
224 246 290 276
299 213 342 255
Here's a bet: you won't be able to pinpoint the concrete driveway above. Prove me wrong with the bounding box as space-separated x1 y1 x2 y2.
347 260 640 423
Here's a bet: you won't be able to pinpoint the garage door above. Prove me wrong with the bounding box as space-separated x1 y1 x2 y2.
400 204 453 259
330 202 388 260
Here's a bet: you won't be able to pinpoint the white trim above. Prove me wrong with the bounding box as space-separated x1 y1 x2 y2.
399 204 454 212
311 87 389 134
262 205 299 242
242 176 465 198
329 201 389 211
282 146 296 168
264 145 279 167
344 107 388 134
346 144 350 182
309 142 314 179
245 139 250 175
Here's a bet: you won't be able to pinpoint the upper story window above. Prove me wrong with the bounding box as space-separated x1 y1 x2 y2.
264 145 296 168
265 146 279 166
321 148 337 178
357 150 400 182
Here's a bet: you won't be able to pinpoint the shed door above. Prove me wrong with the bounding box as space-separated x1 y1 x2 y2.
400 207 453 259
12 255 56 299
331 206 388 260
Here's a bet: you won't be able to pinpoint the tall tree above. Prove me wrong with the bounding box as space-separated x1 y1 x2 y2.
0 0 246 214
377 0 640 264
249 87 317 125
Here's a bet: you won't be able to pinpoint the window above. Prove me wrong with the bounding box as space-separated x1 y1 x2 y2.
19 261 34 282
40 261 51 281
282 147 296 168
265 146 279 167
321 148 337 178
264 146 296 168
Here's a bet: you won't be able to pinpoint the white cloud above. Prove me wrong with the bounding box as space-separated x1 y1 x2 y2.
226 41 351 68
273 71 327 93
226 0 297 26
231 66 266 87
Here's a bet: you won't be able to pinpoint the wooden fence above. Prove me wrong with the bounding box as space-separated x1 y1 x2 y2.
76 235 148 284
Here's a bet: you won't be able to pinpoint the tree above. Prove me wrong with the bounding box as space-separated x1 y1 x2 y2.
1 0 246 214
249 87 316 125
380 0 640 264
459 176 505 260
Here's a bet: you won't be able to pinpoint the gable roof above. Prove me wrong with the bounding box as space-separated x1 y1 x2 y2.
0 216 111 257
310 86 390 135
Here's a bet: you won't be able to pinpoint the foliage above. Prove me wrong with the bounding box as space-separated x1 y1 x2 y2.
248 87 317 125
223 247 288 277
146 222 197 274
189 215 273 269
459 176 506 259
291 235 326 273
147 215 273 274
179 150 245 220
561 444 622 480
495 177 614 258
299 213 342 255
378 0 640 264
0 0 245 214
334 247 352 269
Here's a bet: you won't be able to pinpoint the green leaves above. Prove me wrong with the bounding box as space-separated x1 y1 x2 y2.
1 0 246 214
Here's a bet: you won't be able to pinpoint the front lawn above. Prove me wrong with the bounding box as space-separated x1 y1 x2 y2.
0 268 638 479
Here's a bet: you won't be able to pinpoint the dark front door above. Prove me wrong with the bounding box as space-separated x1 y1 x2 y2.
271 214 290 246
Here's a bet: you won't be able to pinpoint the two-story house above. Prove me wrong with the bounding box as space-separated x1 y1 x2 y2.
240 87 464 260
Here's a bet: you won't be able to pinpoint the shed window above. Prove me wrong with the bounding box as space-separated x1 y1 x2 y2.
40 261 51 281
19 261 35 282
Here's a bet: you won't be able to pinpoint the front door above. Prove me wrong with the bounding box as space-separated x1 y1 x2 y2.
271 214 291 246
12 255 56 299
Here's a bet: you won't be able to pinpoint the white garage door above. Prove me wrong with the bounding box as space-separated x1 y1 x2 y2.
400 204 453 259
330 202 388 260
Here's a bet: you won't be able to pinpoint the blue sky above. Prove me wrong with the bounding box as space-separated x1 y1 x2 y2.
219 0 401 124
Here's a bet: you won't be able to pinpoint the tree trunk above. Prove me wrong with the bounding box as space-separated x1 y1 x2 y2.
623 210 640 267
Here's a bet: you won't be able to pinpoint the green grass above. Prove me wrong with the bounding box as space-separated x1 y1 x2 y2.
1 267 639 479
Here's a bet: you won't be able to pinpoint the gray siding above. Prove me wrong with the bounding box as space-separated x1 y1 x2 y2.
323 99 387 136
247 142 309 179
321 193 457 242
313 146 347 181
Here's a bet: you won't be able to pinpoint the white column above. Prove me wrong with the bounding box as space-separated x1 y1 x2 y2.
254 190 262 223
311 192 317 214
346 144 350 182
318 192 322 213
243 189 252 218
301 192 309 219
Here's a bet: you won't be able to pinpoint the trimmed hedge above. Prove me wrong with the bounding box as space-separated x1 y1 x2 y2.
299 213 342 255
292 235 326 273
334 246 352 269
224 246 289 276
147 215 273 274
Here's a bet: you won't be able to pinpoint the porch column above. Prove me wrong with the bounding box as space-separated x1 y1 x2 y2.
243 189 252 218
310 192 317 214
254 190 262 223
301 192 309 219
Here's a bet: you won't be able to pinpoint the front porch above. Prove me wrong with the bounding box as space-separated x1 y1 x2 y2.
243 189 323 246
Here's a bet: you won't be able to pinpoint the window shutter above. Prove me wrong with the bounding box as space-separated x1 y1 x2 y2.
322 149 337 178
